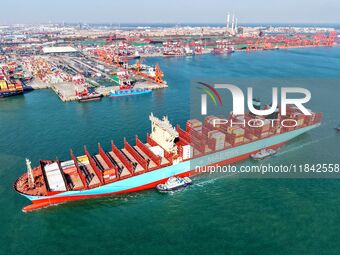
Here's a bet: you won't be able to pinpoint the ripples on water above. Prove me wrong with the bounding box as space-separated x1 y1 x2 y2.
1 47 340 255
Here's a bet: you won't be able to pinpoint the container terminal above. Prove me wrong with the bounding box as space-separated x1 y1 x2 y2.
14 102 322 211
0 16 338 101
13 50 167 102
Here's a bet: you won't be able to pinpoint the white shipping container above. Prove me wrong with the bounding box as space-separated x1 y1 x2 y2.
46 170 60 177
182 145 193 160
44 162 59 172
47 175 67 191
61 160 75 168
44 163 67 191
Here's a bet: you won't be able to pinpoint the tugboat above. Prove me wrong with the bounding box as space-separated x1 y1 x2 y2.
156 176 192 193
251 149 277 160
335 125 340 131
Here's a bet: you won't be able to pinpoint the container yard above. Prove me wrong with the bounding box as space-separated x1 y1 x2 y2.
8 50 167 101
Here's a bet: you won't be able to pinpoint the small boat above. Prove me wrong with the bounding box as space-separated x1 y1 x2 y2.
156 176 192 192
211 48 225 55
109 88 152 98
78 94 103 102
251 149 277 160
211 47 234 55
335 125 340 131
76 88 103 102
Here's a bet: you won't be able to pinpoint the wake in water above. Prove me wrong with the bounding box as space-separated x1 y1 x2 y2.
276 134 334 156
182 133 337 190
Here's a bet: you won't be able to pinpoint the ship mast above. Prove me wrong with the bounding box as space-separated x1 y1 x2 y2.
26 158 35 188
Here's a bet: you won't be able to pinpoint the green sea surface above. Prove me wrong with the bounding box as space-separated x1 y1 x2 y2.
1 47 340 255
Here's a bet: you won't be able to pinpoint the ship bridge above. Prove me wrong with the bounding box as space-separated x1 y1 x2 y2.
149 113 178 154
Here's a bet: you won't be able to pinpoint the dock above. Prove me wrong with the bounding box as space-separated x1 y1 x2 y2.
51 82 80 102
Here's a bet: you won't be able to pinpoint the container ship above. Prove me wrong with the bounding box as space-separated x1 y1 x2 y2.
14 105 322 212
1 62 33 96
0 79 24 98
109 88 151 98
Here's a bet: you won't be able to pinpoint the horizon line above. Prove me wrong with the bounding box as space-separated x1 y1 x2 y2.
1 21 340 26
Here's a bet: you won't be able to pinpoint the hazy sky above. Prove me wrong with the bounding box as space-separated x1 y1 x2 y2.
1 0 339 24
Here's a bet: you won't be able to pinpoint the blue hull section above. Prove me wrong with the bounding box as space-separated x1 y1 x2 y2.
0 91 23 98
109 89 152 97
